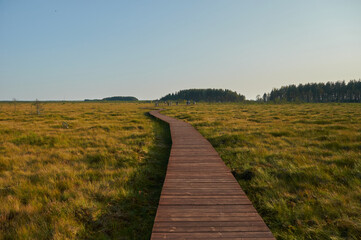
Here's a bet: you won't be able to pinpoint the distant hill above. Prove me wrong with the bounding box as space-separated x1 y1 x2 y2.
85 96 138 101
262 80 361 103
102 96 138 101
160 89 245 102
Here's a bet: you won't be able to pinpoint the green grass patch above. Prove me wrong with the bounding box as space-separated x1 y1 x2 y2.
12 133 58 147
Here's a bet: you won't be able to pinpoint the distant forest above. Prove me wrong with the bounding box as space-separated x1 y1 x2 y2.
160 89 245 102
262 80 361 103
85 96 138 101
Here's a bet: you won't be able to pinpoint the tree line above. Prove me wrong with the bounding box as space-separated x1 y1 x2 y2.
262 80 361 103
85 96 138 101
160 89 245 102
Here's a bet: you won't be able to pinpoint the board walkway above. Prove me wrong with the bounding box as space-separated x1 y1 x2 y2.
150 110 275 239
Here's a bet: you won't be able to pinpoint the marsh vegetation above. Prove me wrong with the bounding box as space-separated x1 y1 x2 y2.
163 103 361 239
1 101 360 239
0 102 170 239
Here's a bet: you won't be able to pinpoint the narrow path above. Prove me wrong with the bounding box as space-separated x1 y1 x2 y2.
150 110 275 239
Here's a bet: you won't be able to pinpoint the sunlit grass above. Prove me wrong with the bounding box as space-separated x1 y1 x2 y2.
163 103 361 239
0 102 170 239
2 101 360 239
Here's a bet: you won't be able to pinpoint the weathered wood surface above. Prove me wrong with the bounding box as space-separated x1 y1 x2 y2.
150 110 275 239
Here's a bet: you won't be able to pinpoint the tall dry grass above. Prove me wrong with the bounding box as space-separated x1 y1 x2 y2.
0 102 170 239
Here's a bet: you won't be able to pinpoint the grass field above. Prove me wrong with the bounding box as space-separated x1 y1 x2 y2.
163 103 361 240
0 102 170 239
1 102 360 239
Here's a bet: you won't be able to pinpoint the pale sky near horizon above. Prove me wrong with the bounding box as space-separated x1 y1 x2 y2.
1 0 361 100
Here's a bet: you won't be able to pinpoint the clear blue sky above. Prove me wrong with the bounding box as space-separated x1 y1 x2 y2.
1 0 361 100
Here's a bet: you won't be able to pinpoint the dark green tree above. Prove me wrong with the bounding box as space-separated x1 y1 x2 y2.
264 80 361 103
160 89 245 102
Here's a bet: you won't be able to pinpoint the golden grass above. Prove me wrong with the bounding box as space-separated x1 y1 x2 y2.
163 103 361 239
0 102 170 239
2 101 360 239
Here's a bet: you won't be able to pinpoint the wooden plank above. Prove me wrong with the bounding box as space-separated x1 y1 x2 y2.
152 232 274 238
149 110 275 239
153 221 266 227
156 205 255 211
153 226 270 233
162 183 242 188
160 195 248 199
161 190 246 196
159 199 252 205
156 212 261 218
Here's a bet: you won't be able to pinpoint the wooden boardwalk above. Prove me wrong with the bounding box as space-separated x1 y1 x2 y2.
150 110 275 239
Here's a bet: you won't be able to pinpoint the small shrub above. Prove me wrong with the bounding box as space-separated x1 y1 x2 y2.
122 126 137 130
12 133 57 147
270 131 292 137
313 120 332 125
209 134 250 147
322 142 350 151
84 152 115 167
232 169 255 181
333 158 357 168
